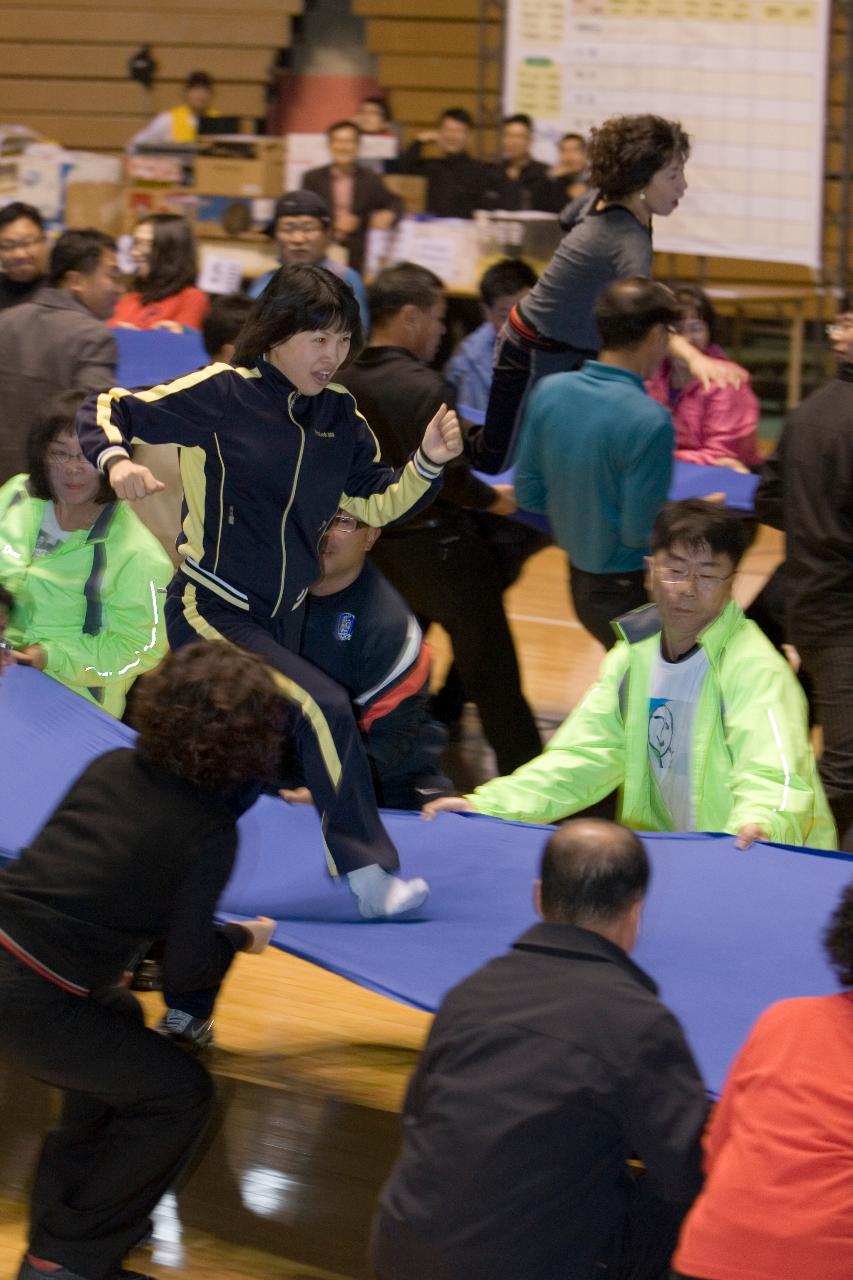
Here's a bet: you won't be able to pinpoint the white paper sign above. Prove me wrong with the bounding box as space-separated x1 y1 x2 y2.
197 253 244 296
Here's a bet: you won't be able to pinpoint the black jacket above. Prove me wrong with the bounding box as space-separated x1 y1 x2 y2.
373 922 707 1280
754 365 853 646
0 749 250 996
77 358 444 618
336 346 495 520
399 144 491 219
301 164 403 273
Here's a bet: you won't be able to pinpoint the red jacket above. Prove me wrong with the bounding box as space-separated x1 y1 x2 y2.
674 992 853 1280
110 286 210 332
646 344 762 468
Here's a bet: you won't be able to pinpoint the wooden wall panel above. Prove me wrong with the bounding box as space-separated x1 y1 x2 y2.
0 10 288 46
0 81 262 117
1 44 272 81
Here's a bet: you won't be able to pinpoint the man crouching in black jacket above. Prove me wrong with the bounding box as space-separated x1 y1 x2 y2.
0 643 283 1280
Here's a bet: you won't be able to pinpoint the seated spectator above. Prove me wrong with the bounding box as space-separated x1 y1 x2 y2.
202 291 253 363
446 257 537 426
129 69 217 147
0 201 49 311
543 131 591 211
0 228 120 485
372 819 708 1280
645 285 762 471
399 107 490 219
514 277 677 648
673 879 853 1280
353 94 403 171
112 213 209 333
484 113 552 211
248 190 369 330
337 262 544 776
302 121 402 274
425 500 836 850
281 510 452 810
0 390 172 718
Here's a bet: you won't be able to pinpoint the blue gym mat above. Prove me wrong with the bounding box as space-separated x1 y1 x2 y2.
1 666 849 1095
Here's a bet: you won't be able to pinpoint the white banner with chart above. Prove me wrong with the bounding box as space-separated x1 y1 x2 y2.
504 0 830 268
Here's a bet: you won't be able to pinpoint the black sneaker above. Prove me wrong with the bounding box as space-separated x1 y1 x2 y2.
156 1008 215 1050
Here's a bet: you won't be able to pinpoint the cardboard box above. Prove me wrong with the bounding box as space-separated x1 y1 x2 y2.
194 137 284 198
123 185 198 233
125 153 188 185
194 193 275 240
64 182 123 237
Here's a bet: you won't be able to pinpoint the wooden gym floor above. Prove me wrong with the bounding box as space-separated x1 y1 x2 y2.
0 528 782 1280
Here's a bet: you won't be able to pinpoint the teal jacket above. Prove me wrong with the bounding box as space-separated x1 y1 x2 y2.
0 475 172 718
469 601 836 849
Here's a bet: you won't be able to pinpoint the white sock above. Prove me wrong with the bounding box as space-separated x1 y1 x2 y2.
346 864 430 920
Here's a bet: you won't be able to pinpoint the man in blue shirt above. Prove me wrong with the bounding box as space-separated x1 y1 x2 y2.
249 190 370 332
514 278 678 648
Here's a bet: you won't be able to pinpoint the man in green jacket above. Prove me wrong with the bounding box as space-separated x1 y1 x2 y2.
425 500 836 851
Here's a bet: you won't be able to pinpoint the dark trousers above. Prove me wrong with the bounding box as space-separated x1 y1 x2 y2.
798 644 853 850
475 325 591 474
570 564 648 650
166 575 398 876
0 949 214 1280
371 517 542 775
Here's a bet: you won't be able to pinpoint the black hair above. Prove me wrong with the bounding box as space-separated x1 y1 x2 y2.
185 70 213 90
650 499 754 568
231 263 363 368
368 262 443 328
540 820 650 926
672 283 717 343
202 293 253 361
440 107 474 129
49 229 116 287
133 213 198 305
595 277 680 349
0 201 44 233
502 113 533 131
560 132 587 148
360 95 392 122
327 119 361 138
479 257 537 307
589 114 690 202
27 389 111 504
824 881 853 987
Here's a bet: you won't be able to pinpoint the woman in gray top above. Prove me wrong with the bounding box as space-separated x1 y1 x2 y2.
476 114 738 472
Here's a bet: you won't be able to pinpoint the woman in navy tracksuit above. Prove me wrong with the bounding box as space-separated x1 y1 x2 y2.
76 264 462 918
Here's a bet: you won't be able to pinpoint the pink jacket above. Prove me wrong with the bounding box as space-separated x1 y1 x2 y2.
646 344 762 467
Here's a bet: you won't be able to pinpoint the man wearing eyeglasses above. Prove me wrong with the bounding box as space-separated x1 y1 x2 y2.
425 499 835 851
754 301 853 851
0 202 49 311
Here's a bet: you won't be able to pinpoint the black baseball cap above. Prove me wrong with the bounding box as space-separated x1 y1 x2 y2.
266 190 332 236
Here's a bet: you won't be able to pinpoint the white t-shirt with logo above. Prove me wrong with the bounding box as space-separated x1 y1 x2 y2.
33 504 73 559
647 644 710 830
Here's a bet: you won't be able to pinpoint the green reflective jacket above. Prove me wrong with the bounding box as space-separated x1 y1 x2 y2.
469 600 836 850
0 475 172 718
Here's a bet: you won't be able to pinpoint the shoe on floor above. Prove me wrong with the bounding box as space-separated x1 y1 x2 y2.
156 1008 215 1049
18 1257 153 1280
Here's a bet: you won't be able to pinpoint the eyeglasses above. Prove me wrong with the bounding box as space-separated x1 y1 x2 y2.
46 447 88 468
826 318 853 338
675 319 708 336
0 234 44 253
655 565 733 589
277 220 324 237
326 513 364 534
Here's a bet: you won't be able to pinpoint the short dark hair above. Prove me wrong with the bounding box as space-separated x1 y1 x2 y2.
185 70 213 90
502 113 533 131
560 132 587 148
0 201 44 233
327 119 361 139
824 881 853 987
202 292 253 361
479 257 537 307
595 277 680 349
440 107 473 129
539 820 650 926
49 229 116 287
589 114 690 201
360 95 392 121
134 642 285 788
368 262 443 328
651 499 754 568
672 283 717 342
231 263 363 368
133 213 198 305
27 389 112 503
